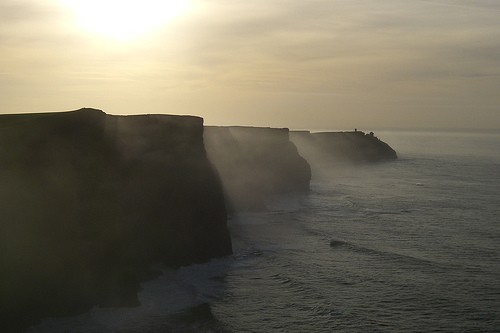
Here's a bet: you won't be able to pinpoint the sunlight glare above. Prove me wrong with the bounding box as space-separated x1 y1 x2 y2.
61 0 191 40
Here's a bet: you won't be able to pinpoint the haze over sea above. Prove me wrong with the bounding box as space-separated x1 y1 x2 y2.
30 130 500 333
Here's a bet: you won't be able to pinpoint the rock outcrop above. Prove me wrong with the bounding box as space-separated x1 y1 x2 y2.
0 107 398 331
0 108 232 331
204 126 311 211
290 130 397 166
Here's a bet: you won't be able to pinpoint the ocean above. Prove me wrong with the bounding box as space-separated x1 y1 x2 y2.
29 130 500 332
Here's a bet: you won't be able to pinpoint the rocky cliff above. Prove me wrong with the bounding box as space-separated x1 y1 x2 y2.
290 130 397 166
0 108 232 331
204 126 311 211
0 108 398 331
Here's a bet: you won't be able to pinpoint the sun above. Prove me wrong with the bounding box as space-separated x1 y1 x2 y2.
61 0 191 40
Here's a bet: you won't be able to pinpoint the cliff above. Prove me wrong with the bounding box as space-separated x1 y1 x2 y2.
0 109 232 331
0 108 398 330
204 126 311 211
290 130 397 166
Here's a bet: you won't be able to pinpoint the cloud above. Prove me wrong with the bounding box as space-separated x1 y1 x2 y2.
0 0 55 22
0 0 499 128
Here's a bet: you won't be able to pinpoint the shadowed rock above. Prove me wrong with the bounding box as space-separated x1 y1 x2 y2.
0 108 232 331
290 130 397 166
204 126 311 212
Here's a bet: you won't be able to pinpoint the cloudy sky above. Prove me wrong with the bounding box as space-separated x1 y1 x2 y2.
1 0 499 130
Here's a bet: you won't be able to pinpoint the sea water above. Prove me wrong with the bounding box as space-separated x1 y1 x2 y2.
29 130 500 332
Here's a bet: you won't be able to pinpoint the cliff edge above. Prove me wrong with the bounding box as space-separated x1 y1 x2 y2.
0 108 232 331
0 108 398 331
290 130 397 166
204 126 311 211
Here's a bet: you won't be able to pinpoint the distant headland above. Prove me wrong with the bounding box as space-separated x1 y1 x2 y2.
290 129 397 164
0 108 397 331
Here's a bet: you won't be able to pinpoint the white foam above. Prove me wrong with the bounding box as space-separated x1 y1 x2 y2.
27 258 232 333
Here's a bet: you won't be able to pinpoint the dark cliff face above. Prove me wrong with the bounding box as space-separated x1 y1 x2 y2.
290 130 397 168
0 108 396 330
0 108 231 331
204 126 311 211
108 114 231 266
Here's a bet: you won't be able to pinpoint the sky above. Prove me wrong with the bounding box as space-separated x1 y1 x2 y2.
1 0 499 130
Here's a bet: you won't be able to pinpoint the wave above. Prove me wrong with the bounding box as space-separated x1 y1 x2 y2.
329 239 440 268
27 257 234 333
362 207 415 215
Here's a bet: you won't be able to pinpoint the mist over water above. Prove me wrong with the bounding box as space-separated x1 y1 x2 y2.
30 131 500 332
209 130 500 332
